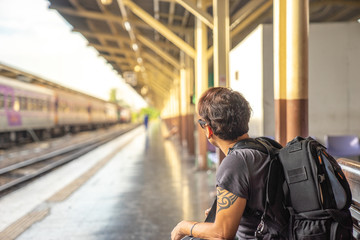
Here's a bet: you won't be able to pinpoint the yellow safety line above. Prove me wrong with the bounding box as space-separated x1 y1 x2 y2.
0 208 49 240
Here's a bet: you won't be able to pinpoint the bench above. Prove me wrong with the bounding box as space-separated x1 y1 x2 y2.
326 135 360 160
338 158 360 239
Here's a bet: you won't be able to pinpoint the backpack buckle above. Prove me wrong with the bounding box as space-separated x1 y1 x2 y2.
255 218 265 239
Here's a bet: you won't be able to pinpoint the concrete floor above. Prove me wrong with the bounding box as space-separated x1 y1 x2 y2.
1 121 215 240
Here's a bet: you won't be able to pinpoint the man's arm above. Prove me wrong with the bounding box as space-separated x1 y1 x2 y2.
171 187 246 240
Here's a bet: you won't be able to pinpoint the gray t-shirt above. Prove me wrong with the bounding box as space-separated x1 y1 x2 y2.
216 148 270 239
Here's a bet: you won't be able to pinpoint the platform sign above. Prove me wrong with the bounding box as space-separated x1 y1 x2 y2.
123 71 137 86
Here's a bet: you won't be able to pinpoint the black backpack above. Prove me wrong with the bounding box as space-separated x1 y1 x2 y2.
233 136 353 240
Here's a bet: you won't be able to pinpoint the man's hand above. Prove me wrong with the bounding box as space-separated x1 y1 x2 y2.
205 207 211 217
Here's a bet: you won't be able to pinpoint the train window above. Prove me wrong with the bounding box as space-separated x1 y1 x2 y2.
14 97 20 111
38 100 43 111
33 99 37 111
43 100 47 112
7 96 13 110
27 98 31 110
29 99 34 111
36 99 41 111
29 98 35 111
0 93 4 109
20 97 27 110
59 102 65 112
65 103 70 112
43 100 47 111
36 99 40 111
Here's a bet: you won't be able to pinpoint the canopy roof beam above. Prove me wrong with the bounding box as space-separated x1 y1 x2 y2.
51 5 192 34
230 0 266 31
89 43 135 56
230 0 273 38
142 52 177 79
137 35 181 69
145 65 173 90
74 29 131 43
123 0 196 59
175 0 214 29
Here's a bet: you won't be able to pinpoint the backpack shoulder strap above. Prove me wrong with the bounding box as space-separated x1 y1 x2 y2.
230 138 268 154
231 137 283 205
238 138 289 238
256 137 283 150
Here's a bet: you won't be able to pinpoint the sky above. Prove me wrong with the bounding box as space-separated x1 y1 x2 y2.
0 0 147 110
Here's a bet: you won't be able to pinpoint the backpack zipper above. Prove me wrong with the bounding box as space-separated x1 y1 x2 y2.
317 150 325 207
318 174 325 205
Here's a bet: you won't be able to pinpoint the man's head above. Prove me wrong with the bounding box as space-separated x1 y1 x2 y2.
198 87 251 141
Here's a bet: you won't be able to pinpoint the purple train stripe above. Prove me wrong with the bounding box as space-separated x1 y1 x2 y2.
0 84 22 126
7 111 22 126
0 85 14 94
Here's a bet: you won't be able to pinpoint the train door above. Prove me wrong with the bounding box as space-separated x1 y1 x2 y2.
2 85 21 128
87 104 92 123
0 85 6 130
54 94 59 125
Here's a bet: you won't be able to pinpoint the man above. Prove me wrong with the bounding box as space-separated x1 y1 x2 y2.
171 87 271 240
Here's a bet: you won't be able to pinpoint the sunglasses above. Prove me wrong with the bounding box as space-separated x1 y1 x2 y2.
198 119 207 129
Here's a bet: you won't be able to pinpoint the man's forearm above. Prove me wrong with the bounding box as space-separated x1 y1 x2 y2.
178 221 230 239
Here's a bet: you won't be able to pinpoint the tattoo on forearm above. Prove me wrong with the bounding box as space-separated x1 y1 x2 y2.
217 187 238 213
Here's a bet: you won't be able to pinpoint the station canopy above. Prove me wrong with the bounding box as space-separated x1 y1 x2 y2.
48 0 360 107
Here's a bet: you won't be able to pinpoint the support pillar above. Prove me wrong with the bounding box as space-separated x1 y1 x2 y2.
180 50 190 151
186 34 195 156
195 0 208 170
213 0 229 162
286 0 309 141
273 0 287 146
274 0 309 145
174 79 181 139
213 0 229 87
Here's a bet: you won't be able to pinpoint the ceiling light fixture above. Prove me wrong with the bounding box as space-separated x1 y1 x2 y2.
101 0 113 5
134 65 141 72
124 21 131 31
132 43 138 51
357 18 360 23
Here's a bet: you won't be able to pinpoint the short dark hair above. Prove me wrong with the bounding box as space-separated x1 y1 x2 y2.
198 87 252 141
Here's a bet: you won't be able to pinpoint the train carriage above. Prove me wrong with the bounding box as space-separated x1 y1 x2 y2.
55 89 90 130
0 72 132 148
0 76 55 143
105 102 118 124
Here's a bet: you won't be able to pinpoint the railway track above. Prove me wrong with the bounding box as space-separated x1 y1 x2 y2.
0 124 140 195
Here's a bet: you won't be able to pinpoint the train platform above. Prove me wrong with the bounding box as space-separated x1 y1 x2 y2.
0 120 215 240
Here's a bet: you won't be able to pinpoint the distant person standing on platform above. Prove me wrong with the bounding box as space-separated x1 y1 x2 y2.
144 114 149 129
171 87 273 240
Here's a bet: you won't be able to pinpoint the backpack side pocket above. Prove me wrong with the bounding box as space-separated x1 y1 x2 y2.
293 217 330 240
292 209 353 240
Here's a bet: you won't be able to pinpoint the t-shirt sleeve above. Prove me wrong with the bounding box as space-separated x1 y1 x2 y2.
216 152 250 200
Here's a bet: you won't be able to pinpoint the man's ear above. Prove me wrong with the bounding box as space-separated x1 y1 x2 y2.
207 126 213 139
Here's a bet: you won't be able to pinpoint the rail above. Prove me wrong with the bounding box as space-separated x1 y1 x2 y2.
338 158 360 239
0 124 140 195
